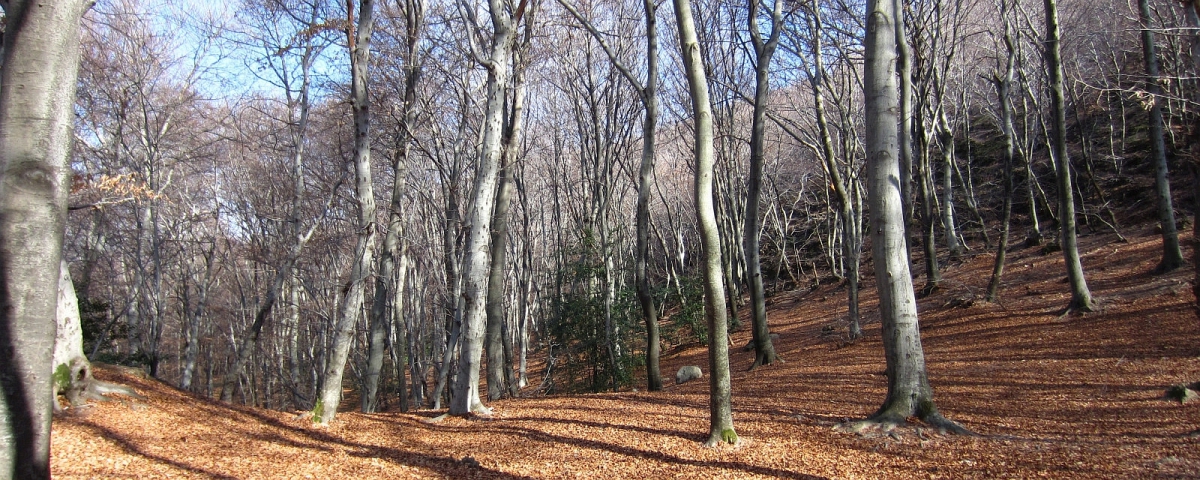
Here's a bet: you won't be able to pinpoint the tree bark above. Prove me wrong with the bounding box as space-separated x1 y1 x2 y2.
0 0 91 476
450 0 522 417
364 0 424 414
1043 0 1095 312
1137 0 1184 273
315 0 377 425
673 0 736 447
858 0 956 430
745 0 782 369
987 2 1017 303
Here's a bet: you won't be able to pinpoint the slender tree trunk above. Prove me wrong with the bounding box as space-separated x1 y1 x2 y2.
673 0 736 447
365 0 424 413
0 1 91 476
1137 0 1184 273
937 111 962 259
181 241 216 391
1184 1 1200 313
745 0 782 369
987 4 1017 303
806 5 862 340
636 0 663 391
486 78 526 399
894 0 915 270
315 0 377 425
1043 0 1095 312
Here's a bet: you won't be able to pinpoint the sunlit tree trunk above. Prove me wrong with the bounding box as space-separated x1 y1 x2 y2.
855 0 959 432
450 0 524 417
745 0 782 369
316 0 377 425
364 0 425 414
0 1 91 476
673 0 736 447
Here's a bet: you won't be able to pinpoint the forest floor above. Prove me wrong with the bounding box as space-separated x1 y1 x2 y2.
52 226 1200 479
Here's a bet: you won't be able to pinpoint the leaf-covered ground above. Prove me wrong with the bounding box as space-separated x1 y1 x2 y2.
53 228 1200 479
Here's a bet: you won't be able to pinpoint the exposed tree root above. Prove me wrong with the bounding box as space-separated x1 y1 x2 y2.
55 358 146 415
835 412 976 439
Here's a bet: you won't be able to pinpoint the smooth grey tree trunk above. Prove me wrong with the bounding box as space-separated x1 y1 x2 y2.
315 0 377 425
450 0 521 417
0 1 91 477
673 0 736 447
486 20 531 400
853 0 960 432
1137 0 1184 273
894 0 915 270
745 0 782 369
1043 0 1095 312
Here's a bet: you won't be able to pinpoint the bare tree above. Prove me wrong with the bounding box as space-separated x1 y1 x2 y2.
449 0 529 417
363 0 426 414
1137 0 1184 273
845 0 964 434
314 0 377 425
673 0 737 448
744 0 783 369
1043 0 1095 313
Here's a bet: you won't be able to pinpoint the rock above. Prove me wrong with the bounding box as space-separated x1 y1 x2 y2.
1165 383 1200 403
675 365 703 385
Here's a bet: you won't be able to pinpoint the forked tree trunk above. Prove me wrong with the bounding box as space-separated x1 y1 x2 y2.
450 0 523 417
364 0 425 414
987 1 1017 303
0 1 91 476
745 0 782 369
673 0 736 447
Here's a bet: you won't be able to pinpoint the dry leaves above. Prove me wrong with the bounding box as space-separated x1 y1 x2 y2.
53 227 1200 478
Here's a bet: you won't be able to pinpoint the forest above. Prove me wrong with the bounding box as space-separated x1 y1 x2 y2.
2 0 1200 477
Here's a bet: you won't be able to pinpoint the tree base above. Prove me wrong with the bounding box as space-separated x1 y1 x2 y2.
836 412 974 438
703 428 739 447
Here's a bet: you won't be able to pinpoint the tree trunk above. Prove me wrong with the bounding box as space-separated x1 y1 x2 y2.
636 0 663 392
987 4 1017 303
894 0 915 271
745 0 782 369
0 1 91 476
450 0 520 417
364 0 424 414
1043 0 1095 312
315 0 377 425
1137 0 1184 273
858 0 956 430
673 0 736 447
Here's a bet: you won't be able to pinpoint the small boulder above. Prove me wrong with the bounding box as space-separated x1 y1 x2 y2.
675 365 703 385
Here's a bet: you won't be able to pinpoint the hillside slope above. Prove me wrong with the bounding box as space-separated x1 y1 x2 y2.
52 227 1200 479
